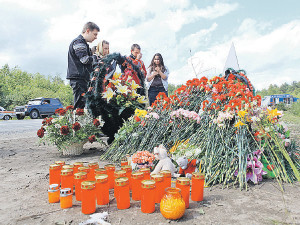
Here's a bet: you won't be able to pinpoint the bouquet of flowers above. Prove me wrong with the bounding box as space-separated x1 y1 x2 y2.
37 106 104 153
131 150 155 169
102 72 147 114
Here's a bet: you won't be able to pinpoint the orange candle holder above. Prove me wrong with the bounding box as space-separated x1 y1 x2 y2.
48 184 60 203
151 174 164 203
62 164 74 171
74 172 87 201
191 172 205 202
104 164 115 189
121 165 132 190
60 188 72 209
131 171 144 201
160 170 172 189
78 166 90 177
81 181 96 214
88 162 99 181
114 170 127 198
141 180 156 213
176 177 190 208
95 174 109 205
160 187 185 220
49 164 61 185
55 161 65 166
139 168 151 180
73 162 84 174
61 169 74 193
115 177 130 210
95 168 107 176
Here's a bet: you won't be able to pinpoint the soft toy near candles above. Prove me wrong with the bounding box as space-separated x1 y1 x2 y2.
151 145 176 176
176 156 197 179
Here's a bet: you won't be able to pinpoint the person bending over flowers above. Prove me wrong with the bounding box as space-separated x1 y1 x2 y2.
146 53 169 106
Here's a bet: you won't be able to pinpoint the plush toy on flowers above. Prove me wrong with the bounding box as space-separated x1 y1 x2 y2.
131 150 155 169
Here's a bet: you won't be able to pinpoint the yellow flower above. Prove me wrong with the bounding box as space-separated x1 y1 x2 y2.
234 120 246 128
113 72 121 79
137 96 148 104
267 108 281 121
238 110 248 120
131 90 139 98
135 108 147 117
102 88 115 102
109 79 120 86
131 80 140 90
116 84 129 94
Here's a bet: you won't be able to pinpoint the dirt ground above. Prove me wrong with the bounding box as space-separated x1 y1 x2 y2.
0 132 300 225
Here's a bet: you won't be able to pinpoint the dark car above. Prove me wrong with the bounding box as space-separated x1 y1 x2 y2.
14 97 63 119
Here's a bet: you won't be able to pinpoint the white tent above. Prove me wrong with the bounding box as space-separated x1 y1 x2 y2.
223 43 239 73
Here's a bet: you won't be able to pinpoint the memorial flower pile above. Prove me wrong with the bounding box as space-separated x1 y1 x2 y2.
102 70 300 189
37 106 104 151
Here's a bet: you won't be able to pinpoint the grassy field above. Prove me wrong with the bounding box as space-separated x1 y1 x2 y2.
282 111 300 145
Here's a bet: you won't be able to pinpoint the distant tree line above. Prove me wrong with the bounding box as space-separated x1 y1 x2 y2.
257 81 300 98
0 64 73 110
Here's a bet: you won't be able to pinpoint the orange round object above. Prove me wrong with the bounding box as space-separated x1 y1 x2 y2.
191 172 204 202
81 181 96 214
88 162 99 181
104 164 115 189
73 162 84 174
62 164 74 171
55 161 65 166
60 188 72 209
176 177 190 208
95 168 107 175
141 180 156 213
114 170 126 198
160 170 172 191
49 164 61 185
150 174 164 203
95 174 109 205
121 165 132 190
139 168 151 180
74 172 87 201
160 187 185 220
131 171 144 201
48 184 60 203
61 169 74 193
115 177 130 210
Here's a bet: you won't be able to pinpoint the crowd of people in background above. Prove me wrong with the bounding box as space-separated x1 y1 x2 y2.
67 21 169 109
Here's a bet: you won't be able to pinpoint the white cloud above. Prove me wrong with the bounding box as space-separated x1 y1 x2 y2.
174 19 300 90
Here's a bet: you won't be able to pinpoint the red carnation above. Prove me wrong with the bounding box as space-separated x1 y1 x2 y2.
88 135 96 143
42 118 47 125
46 117 53 125
72 122 81 131
134 116 141 122
37 128 44 138
60 126 70 135
93 119 100 127
59 109 66 116
66 105 74 111
75 108 84 116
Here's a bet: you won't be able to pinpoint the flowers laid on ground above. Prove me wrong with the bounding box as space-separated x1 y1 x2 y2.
102 72 147 112
37 106 104 151
102 70 300 189
131 150 155 168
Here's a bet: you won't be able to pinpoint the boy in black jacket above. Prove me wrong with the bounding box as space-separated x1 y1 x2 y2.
67 22 100 109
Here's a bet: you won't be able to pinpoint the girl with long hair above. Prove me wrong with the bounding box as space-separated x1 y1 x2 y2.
146 53 169 106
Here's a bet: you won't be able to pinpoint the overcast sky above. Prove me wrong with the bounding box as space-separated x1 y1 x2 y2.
0 0 300 90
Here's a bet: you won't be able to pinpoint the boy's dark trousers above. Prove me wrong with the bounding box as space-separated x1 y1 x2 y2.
70 79 88 109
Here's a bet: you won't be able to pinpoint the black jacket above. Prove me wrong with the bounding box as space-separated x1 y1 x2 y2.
67 34 93 81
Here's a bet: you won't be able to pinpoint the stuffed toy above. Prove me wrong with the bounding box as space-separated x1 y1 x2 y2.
151 145 176 176
176 156 197 179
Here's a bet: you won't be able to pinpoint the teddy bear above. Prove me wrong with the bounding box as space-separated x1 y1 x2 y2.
150 144 176 176
176 156 198 179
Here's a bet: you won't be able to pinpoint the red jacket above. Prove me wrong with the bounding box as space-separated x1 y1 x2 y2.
179 159 197 176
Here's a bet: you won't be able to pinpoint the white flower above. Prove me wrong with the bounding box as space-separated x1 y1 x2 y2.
116 85 129 95
102 88 115 102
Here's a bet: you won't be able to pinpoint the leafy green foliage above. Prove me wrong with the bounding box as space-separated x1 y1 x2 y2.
257 81 300 99
0 64 73 110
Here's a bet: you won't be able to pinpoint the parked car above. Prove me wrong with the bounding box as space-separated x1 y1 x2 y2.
0 106 16 120
14 97 63 119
